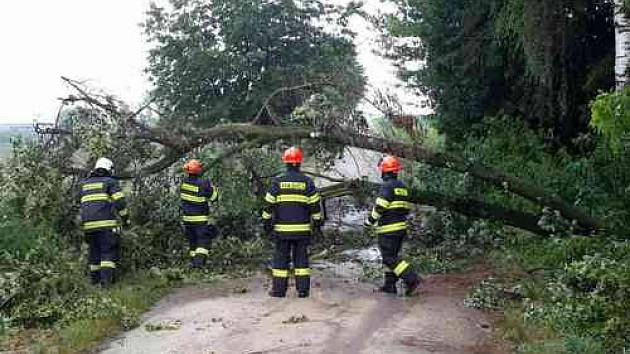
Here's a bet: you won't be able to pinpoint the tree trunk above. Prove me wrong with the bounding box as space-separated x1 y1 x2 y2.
178 124 599 231
616 0 630 90
319 180 569 237
62 123 602 232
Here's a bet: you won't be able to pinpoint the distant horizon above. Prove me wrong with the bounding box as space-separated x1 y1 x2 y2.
0 121 39 128
0 119 45 125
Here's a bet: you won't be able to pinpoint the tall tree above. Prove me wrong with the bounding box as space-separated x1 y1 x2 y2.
143 0 365 126
616 0 630 89
388 0 615 146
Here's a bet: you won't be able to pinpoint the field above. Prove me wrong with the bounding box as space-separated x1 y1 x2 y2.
0 124 34 158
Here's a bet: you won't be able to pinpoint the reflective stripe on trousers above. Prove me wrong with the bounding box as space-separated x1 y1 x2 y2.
274 224 311 233
376 221 407 234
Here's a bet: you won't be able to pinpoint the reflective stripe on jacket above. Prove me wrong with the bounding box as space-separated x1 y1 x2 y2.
367 176 411 235
180 176 218 225
79 176 127 231
262 170 321 237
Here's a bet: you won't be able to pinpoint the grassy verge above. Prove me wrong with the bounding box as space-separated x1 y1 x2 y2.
474 231 630 354
1 235 270 354
1 271 174 354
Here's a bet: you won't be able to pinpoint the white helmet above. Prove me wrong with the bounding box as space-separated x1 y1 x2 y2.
94 157 114 172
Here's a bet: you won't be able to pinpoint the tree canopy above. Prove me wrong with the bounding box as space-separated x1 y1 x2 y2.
143 0 366 126
388 0 615 146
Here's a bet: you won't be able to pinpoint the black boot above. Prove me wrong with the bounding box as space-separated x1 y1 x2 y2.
296 276 310 298
90 270 100 285
269 277 288 298
191 255 205 268
100 268 114 288
378 272 398 294
402 272 421 296
112 268 120 284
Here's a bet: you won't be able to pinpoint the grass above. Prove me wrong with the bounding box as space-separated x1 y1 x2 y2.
498 305 558 351
485 231 623 354
1 271 173 354
488 259 580 354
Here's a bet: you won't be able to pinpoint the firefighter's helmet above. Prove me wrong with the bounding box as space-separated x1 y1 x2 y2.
378 155 402 173
282 146 304 165
184 159 203 175
94 157 114 172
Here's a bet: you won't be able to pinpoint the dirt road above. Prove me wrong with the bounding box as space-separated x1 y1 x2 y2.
100 265 508 354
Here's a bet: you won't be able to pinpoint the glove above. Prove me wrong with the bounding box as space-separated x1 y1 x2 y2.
313 219 323 235
363 220 375 234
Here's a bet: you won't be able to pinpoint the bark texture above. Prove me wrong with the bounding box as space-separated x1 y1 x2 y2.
319 179 581 237
175 124 600 231
616 0 630 90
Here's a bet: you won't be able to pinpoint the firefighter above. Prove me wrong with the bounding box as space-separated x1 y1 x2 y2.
180 159 219 268
365 155 421 296
262 147 322 298
79 157 129 287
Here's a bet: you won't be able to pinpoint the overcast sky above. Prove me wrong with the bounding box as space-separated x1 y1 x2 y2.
0 0 426 124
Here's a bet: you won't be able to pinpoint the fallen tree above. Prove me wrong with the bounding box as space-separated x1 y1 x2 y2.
149 123 601 232
50 78 602 234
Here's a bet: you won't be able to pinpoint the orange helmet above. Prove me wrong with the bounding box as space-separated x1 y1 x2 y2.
379 155 402 173
183 159 203 175
282 146 304 165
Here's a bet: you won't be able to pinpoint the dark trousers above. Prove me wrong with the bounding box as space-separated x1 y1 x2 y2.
184 224 217 267
378 233 418 287
271 238 311 296
87 229 119 286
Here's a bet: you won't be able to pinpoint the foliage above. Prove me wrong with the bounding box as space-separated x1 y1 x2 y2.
451 117 630 234
492 235 630 353
409 210 503 259
0 139 71 229
370 114 446 151
404 114 630 352
591 86 630 154
59 104 162 172
523 249 630 352
464 278 511 310
205 236 269 271
143 0 365 126
0 118 273 352
387 0 615 145
1 271 173 354
0 239 88 327
200 146 277 239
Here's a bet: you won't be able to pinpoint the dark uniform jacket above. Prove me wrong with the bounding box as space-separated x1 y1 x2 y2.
262 170 322 240
79 176 128 231
180 176 219 225
367 175 411 236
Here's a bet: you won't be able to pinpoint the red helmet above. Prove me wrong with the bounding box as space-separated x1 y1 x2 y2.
282 146 304 165
184 159 203 175
379 155 402 173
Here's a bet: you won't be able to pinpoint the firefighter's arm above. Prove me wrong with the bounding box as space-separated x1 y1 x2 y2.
261 179 279 228
201 179 219 203
108 180 130 225
307 179 322 224
366 185 392 226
